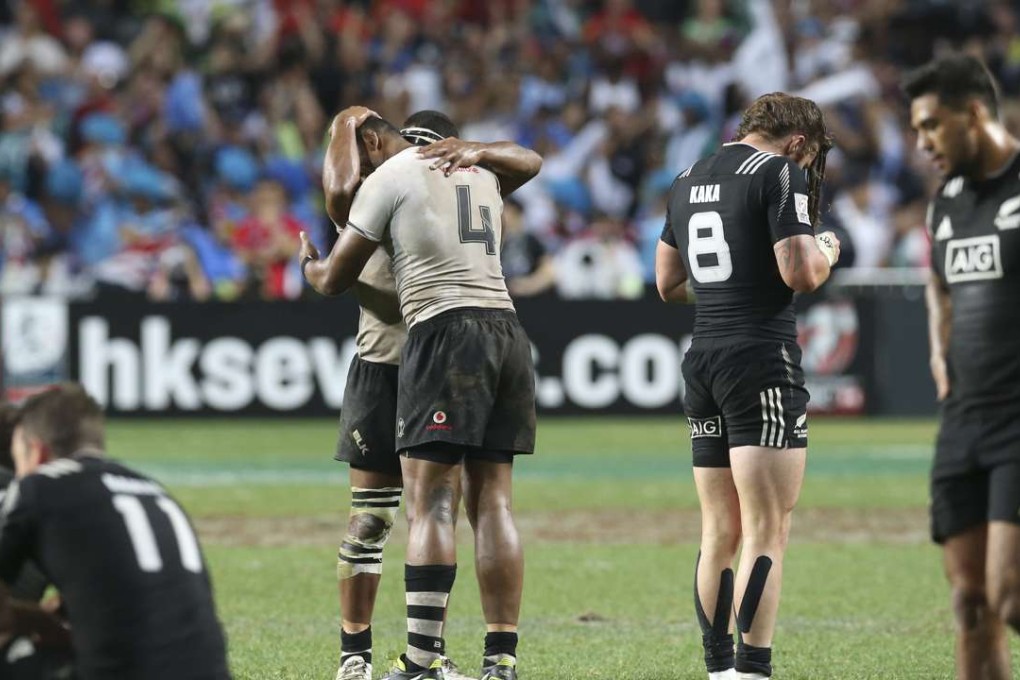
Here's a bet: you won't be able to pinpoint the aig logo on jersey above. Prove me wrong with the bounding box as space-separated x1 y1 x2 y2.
945 235 1003 283
688 415 722 439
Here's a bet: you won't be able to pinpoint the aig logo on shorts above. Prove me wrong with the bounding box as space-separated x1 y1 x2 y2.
945 235 1003 283
688 415 722 439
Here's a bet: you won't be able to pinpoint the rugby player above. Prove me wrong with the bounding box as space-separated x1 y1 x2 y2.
905 54 1020 680
656 93 839 680
315 109 540 680
0 384 230 680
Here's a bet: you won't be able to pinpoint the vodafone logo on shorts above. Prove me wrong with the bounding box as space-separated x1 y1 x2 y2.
427 410 453 432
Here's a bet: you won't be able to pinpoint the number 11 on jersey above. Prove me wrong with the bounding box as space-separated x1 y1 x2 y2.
687 211 733 283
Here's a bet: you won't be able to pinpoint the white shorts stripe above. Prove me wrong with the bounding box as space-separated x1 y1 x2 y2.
760 390 771 446
772 387 785 447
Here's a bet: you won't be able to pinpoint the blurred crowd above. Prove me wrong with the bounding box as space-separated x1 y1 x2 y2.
0 0 1016 302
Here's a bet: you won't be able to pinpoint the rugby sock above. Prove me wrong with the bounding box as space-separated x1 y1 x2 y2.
695 552 735 673
483 631 518 667
404 564 456 671
709 671 738 680
735 641 772 678
340 626 372 665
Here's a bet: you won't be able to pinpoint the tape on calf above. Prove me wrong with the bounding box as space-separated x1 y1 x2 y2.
337 487 401 580
736 556 773 634
695 552 736 672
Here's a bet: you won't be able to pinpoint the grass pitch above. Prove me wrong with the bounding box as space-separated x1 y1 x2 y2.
105 417 1002 679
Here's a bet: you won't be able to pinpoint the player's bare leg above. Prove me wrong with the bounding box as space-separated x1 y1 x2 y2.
380 455 460 677
944 525 1010 680
341 469 403 632
464 457 521 679
729 446 805 679
336 468 403 680
694 467 742 679
988 521 1020 637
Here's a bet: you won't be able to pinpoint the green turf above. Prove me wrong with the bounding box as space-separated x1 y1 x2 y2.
101 417 1012 678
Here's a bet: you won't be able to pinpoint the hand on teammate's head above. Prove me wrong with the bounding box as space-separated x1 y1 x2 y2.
330 106 379 136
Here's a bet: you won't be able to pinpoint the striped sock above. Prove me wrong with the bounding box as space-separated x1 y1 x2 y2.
404 564 456 670
341 626 371 666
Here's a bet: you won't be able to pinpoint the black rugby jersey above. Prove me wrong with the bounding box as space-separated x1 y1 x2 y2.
929 152 1020 409
0 455 230 680
661 143 815 343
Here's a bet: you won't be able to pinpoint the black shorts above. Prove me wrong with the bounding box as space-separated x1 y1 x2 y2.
396 308 536 456
335 356 401 476
682 339 809 467
930 401 1020 543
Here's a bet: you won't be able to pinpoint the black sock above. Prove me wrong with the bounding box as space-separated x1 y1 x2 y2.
404 564 456 671
341 626 372 665
702 632 734 673
483 631 518 666
736 640 772 677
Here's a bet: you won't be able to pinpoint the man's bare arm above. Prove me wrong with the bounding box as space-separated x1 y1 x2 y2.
926 270 952 400
299 229 378 296
773 232 839 293
417 139 542 197
322 106 377 227
655 240 690 303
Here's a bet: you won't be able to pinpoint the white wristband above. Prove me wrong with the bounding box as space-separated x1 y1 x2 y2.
815 233 837 267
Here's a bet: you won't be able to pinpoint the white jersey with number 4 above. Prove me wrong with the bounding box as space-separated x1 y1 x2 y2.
346 147 514 328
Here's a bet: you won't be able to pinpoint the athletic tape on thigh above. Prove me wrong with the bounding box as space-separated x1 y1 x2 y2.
736 556 773 634
337 487 401 579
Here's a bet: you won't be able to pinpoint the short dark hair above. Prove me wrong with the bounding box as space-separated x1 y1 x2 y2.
401 110 460 145
0 403 19 470
358 116 403 143
18 384 105 459
902 54 999 117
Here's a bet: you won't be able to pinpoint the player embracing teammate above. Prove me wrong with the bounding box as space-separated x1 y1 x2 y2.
304 112 540 680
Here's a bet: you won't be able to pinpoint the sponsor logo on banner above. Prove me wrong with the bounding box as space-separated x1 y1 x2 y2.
796 301 865 414
78 315 357 412
945 235 1003 283
2 297 69 400
64 297 873 416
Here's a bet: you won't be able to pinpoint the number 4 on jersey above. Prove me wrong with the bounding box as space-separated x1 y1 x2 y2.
456 185 496 255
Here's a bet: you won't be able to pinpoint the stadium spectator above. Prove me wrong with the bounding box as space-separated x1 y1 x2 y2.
556 212 644 299
230 176 304 300
501 198 556 297
0 0 1013 299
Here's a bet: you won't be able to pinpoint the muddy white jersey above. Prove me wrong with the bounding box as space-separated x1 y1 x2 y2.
334 220 406 365
346 147 514 328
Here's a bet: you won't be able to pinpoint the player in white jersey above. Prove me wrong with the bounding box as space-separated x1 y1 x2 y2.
303 114 540 680
315 110 541 680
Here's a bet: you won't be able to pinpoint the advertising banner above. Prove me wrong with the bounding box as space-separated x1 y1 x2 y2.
42 295 880 416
